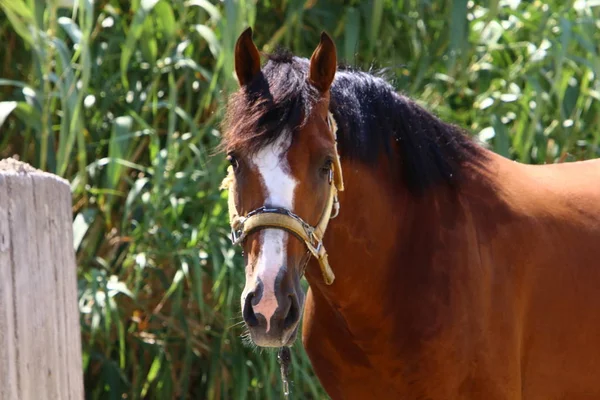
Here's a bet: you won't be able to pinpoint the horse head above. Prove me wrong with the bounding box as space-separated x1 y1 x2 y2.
221 28 342 347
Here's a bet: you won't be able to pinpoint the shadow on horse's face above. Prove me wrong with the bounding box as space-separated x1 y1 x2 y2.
223 28 339 347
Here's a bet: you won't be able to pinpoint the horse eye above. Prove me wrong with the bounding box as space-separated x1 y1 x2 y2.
320 159 333 176
227 153 239 170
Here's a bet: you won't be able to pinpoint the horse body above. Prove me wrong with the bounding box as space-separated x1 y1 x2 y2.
223 28 600 399
302 150 600 399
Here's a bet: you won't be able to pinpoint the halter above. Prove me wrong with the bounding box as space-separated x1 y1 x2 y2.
224 111 344 285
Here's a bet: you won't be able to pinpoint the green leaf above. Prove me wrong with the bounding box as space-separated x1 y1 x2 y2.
0 0 34 44
106 116 134 191
187 0 221 21
491 114 510 157
0 79 31 89
141 0 160 11
58 16 82 44
478 126 495 142
141 355 163 397
195 24 221 58
120 0 160 88
107 276 134 298
344 7 360 64
8 101 42 132
449 0 469 68
72 208 97 251
562 77 580 118
140 14 158 64
368 0 384 51
0 101 18 129
154 1 177 42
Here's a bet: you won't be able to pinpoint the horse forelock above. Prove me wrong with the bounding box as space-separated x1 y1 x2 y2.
220 52 319 157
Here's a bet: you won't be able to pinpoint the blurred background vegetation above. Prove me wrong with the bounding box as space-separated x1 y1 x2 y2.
1 0 599 398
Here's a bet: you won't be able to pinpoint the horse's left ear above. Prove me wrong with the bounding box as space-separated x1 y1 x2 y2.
308 31 337 93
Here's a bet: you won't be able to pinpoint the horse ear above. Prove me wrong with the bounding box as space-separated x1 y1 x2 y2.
234 27 261 86
308 31 337 93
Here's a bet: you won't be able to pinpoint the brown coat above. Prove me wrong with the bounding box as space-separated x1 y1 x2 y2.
303 150 600 399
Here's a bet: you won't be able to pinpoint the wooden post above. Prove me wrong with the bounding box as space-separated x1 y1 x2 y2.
0 158 84 400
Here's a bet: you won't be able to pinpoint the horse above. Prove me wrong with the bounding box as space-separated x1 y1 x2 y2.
220 27 600 399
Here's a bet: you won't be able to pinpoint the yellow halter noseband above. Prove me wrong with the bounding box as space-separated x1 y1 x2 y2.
222 112 344 285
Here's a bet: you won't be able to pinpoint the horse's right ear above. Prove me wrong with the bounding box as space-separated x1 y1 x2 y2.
234 27 261 87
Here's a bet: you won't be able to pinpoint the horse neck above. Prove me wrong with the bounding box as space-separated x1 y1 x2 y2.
303 151 499 336
307 153 459 293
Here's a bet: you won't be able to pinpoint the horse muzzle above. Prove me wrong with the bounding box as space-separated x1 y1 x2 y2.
241 274 304 347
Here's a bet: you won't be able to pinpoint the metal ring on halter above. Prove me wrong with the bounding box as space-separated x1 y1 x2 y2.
331 196 340 219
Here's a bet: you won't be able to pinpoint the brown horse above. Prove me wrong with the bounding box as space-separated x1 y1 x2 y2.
220 27 600 399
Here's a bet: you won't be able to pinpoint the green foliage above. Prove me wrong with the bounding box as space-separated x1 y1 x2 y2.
1 0 599 398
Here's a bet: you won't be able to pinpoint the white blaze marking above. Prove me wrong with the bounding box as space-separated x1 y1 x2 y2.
250 134 296 333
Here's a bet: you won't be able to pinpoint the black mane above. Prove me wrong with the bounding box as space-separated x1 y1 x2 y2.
222 48 485 192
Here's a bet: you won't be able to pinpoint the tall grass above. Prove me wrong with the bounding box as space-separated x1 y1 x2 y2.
1 0 599 398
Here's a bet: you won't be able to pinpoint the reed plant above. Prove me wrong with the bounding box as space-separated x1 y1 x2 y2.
1 0 598 398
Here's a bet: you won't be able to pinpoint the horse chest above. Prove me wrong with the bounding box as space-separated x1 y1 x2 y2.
302 291 481 399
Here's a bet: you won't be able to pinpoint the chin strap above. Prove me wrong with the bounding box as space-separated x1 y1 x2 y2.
222 112 343 285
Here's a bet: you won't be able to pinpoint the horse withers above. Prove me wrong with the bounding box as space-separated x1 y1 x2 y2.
220 28 600 399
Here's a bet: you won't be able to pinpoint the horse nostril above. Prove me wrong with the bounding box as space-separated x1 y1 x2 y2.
283 294 300 331
243 292 259 327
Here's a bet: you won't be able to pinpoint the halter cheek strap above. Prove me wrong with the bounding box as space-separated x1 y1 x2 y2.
223 112 343 285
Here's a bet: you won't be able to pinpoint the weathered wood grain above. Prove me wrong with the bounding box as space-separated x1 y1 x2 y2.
0 158 83 400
